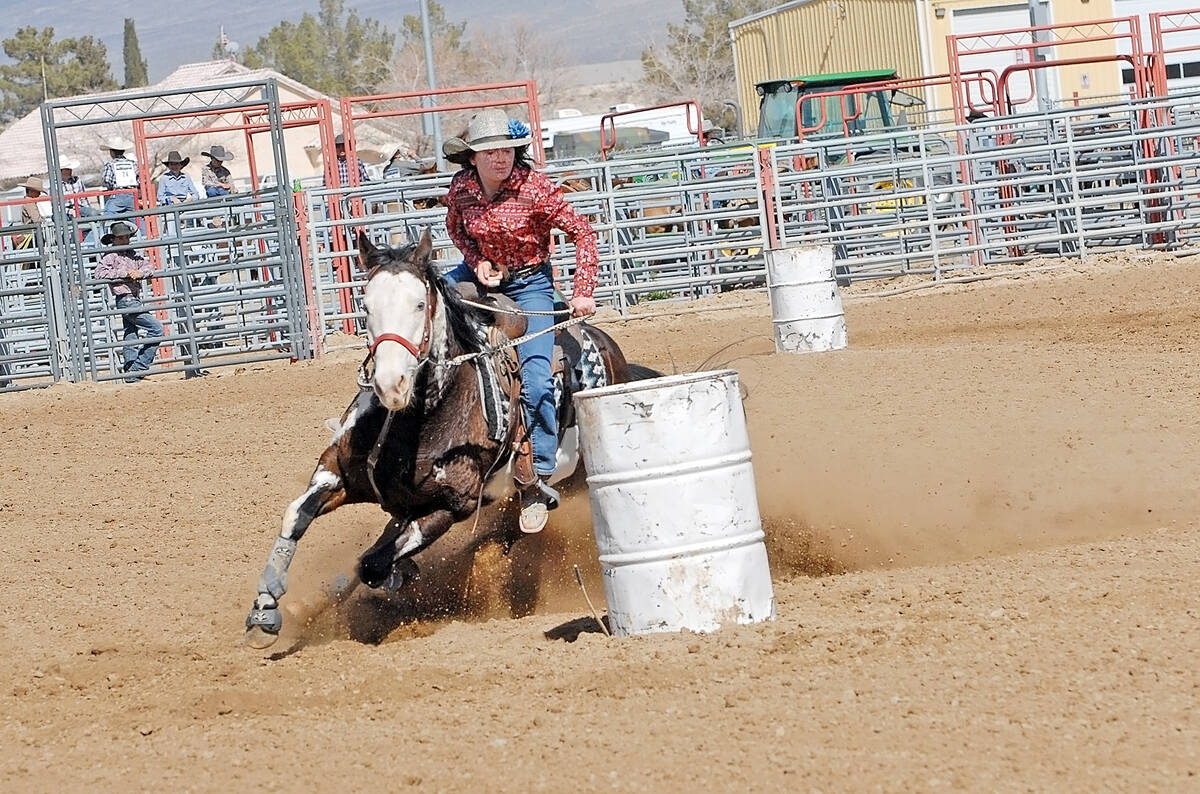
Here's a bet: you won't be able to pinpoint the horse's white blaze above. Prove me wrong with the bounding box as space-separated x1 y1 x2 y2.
364 270 427 411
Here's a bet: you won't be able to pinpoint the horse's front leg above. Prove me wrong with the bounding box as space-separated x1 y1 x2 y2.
358 509 458 589
245 455 350 648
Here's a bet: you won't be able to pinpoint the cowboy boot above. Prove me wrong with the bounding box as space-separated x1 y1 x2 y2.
519 479 560 534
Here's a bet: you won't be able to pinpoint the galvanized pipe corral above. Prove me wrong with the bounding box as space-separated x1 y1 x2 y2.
765 245 848 354
575 370 775 636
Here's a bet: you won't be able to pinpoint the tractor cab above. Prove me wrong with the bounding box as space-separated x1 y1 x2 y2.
756 69 904 140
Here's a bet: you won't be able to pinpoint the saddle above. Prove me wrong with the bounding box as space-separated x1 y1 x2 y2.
451 282 608 488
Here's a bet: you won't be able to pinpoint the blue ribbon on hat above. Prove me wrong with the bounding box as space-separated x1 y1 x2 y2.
508 119 531 139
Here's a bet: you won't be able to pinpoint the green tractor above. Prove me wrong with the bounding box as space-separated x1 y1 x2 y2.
756 68 907 140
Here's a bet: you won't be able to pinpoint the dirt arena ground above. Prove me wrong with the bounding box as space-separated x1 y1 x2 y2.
2 251 1198 791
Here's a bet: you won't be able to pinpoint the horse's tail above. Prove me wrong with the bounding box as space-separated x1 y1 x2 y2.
625 363 663 381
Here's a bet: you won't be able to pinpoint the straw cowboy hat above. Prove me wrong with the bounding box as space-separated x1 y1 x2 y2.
161 150 190 167
17 176 45 194
59 157 81 171
99 136 133 153
100 220 137 245
202 144 235 161
443 108 533 157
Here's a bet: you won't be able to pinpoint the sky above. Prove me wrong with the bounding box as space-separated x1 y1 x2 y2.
10 0 681 82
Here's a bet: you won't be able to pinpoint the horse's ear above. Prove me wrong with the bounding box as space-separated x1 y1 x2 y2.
357 230 376 271
413 227 433 264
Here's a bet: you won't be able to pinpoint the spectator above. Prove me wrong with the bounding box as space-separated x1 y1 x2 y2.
156 151 201 205
95 220 161 382
383 146 422 178
58 157 98 220
13 176 49 249
200 145 236 197
99 136 139 215
324 132 368 187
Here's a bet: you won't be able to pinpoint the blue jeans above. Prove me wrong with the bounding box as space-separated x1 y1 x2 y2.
103 193 135 215
205 187 230 197
73 204 100 246
442 262 558 476
114 295 163 372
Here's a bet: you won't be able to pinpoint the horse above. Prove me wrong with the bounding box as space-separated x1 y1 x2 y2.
244 229 657 648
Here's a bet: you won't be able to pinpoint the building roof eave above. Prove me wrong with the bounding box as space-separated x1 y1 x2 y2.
729 0 818 32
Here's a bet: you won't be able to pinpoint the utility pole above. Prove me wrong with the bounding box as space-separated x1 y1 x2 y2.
419 0 445 170
1028 0 1054 112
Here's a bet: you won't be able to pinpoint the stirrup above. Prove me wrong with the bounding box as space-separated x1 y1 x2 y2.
531 479 560 510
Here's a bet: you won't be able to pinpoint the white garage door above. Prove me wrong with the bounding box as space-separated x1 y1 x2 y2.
1114 0 1200 93
952 4 1058 112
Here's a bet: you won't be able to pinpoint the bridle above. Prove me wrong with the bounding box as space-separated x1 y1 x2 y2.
361 271 440 504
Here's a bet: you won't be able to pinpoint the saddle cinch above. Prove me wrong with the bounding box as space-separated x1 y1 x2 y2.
451 282 606 488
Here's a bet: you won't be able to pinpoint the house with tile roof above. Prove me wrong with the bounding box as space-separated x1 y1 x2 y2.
0 59 410 191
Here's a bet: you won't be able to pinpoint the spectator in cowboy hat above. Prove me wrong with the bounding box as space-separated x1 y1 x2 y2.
156 150 200 205
57 157 97 220
383 145 422 178
11 176 49 249
94 220 162 381
99 135 139 216
201 144 236 197
323 132 368 187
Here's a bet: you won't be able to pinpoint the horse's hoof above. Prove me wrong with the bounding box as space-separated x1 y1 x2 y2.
244 626 279 650
245 606 282 637
377 558 419 592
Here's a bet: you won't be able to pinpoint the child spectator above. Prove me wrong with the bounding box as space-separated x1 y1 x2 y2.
156 150 201 205
95 220 162 382
201 145 236 196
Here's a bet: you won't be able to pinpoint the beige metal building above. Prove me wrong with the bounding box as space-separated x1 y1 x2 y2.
731 0 1125 133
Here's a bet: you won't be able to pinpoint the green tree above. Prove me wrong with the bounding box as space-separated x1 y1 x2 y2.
243 0 394 97
640 0 776 131
399 0 466 52
0 26 117 122
122 18 149 89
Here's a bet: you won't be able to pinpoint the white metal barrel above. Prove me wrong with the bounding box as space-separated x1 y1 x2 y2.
574 369 775 636
766 244 848 353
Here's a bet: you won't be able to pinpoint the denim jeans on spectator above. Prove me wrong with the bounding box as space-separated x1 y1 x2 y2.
72 204 101 246
205 186 230 198
114 294 163 372
103 193 135 215
441 262 558 476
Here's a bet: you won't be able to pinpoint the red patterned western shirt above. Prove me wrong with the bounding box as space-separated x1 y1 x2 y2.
444 165 599 298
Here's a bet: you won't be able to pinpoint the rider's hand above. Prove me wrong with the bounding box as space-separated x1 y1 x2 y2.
474 260 501 287
569 295 596 317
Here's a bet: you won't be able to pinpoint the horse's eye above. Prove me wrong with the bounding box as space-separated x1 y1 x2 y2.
416 301 426 310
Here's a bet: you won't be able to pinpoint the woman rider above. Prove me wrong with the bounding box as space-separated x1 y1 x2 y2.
441 108 599 534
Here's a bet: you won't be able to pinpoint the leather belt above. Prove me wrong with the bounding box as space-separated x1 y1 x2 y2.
502 261 548 283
